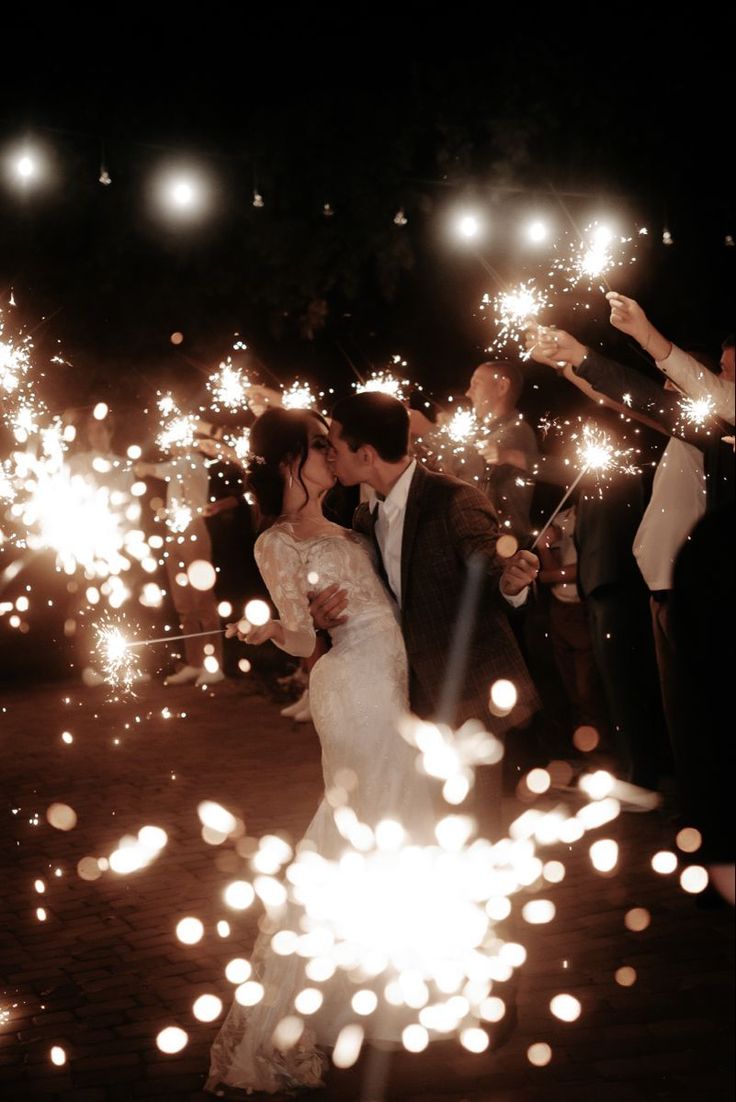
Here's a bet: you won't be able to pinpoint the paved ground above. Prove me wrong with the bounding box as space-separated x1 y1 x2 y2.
1 676 733 1101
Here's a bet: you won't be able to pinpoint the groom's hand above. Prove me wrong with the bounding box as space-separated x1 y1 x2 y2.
309 584 349 630
500 550 539 596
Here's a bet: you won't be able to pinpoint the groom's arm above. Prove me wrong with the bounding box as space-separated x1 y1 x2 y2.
448 485 538 604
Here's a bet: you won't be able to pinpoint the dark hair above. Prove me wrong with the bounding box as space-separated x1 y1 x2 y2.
722 334 735 351
477 360 524 406
330 393 409 462
246 407 328 519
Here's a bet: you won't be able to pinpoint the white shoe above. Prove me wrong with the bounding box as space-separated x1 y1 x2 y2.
281 689 309 718
82 666 105 687
164 665 201 686
195 668 225 687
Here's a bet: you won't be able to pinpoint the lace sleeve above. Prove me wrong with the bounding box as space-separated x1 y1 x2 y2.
253 529 317 658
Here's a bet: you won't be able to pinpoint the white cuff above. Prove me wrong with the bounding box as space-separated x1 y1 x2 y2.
502 586 529 608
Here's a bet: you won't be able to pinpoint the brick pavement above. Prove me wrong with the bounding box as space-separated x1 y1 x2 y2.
1 678 733 1101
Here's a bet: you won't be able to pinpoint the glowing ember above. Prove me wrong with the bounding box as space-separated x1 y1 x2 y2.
95 622 142 692
244 599 270 626
651 851 678 875
156 1026 188 1054
551 222 636 293
489 679 517 716
46 803 77 831
679 393 715 429
282 381 316 410
680 866 708 894
187 559 216 591
208 361 250 412
527 1042 553 1066
225 959 252 984
484 280 550 357
550 993 581 1022
234 981 265 1007
333 1023 364 1068
355 371 409 401
224 880 256 910
522 899 556 924
176 917 204 945
589 839 619 873
676 827 702 854
193 994 223 1022
624 907 651 932
448 408 479 446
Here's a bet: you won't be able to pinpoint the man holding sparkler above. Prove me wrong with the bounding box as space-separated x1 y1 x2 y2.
464 361 539 543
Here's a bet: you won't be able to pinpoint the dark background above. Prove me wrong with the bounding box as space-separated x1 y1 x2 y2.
1 15 733 416
1 13 733 675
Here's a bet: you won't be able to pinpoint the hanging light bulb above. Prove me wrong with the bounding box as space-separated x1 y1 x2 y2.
323 202 334 218
725 234 735 247
662 228 674 246
394 207 408 226
252 189 264 208
99 167 112 186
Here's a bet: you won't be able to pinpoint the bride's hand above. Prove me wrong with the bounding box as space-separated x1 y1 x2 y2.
308 584 348 630
225 619 282 646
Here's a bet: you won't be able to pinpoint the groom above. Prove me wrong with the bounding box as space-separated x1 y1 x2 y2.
311 392 539 736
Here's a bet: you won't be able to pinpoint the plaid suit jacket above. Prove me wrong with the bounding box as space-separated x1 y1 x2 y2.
354 462 538 732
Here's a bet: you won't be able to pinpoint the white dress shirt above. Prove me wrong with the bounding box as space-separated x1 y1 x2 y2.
371 459 527 608
633 437 706 591
373 459 417 607
657 345 735 422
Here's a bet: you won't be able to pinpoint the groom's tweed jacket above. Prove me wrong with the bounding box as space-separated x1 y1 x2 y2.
354 462 538 734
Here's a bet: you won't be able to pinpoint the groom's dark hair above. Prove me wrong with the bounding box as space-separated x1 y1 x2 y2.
331 393 409 463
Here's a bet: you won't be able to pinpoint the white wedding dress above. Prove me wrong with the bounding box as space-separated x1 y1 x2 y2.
206 522 435 1096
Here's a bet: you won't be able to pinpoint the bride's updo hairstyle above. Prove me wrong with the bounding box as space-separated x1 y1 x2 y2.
247 406 329 521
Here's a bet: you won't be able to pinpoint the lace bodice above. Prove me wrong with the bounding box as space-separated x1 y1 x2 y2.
253 521 397 657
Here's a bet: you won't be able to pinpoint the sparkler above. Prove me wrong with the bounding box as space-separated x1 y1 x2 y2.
281 381 316 410
678 393 715 430
532 423 639 548
549 222 637 295
95 622 143 692
155 392 199 452
355 368 409 401
207 361 251 413
95 621 227 690
482 280 551 359
207 751 650 1075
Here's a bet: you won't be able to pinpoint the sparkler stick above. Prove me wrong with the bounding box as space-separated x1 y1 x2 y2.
530 466 587 550
126 628 225 649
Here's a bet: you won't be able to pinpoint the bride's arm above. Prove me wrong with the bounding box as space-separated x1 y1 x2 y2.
252 530 318 658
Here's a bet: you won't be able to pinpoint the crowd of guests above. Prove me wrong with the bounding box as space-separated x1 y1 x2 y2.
63 292 734 896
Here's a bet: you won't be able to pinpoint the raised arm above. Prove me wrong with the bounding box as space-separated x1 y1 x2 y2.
448 484 538 601
607 292 735 421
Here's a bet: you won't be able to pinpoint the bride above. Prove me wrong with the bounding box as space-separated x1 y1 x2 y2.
206 407 434 1096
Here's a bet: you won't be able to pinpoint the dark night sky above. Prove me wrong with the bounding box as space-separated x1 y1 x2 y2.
1 15 733 421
